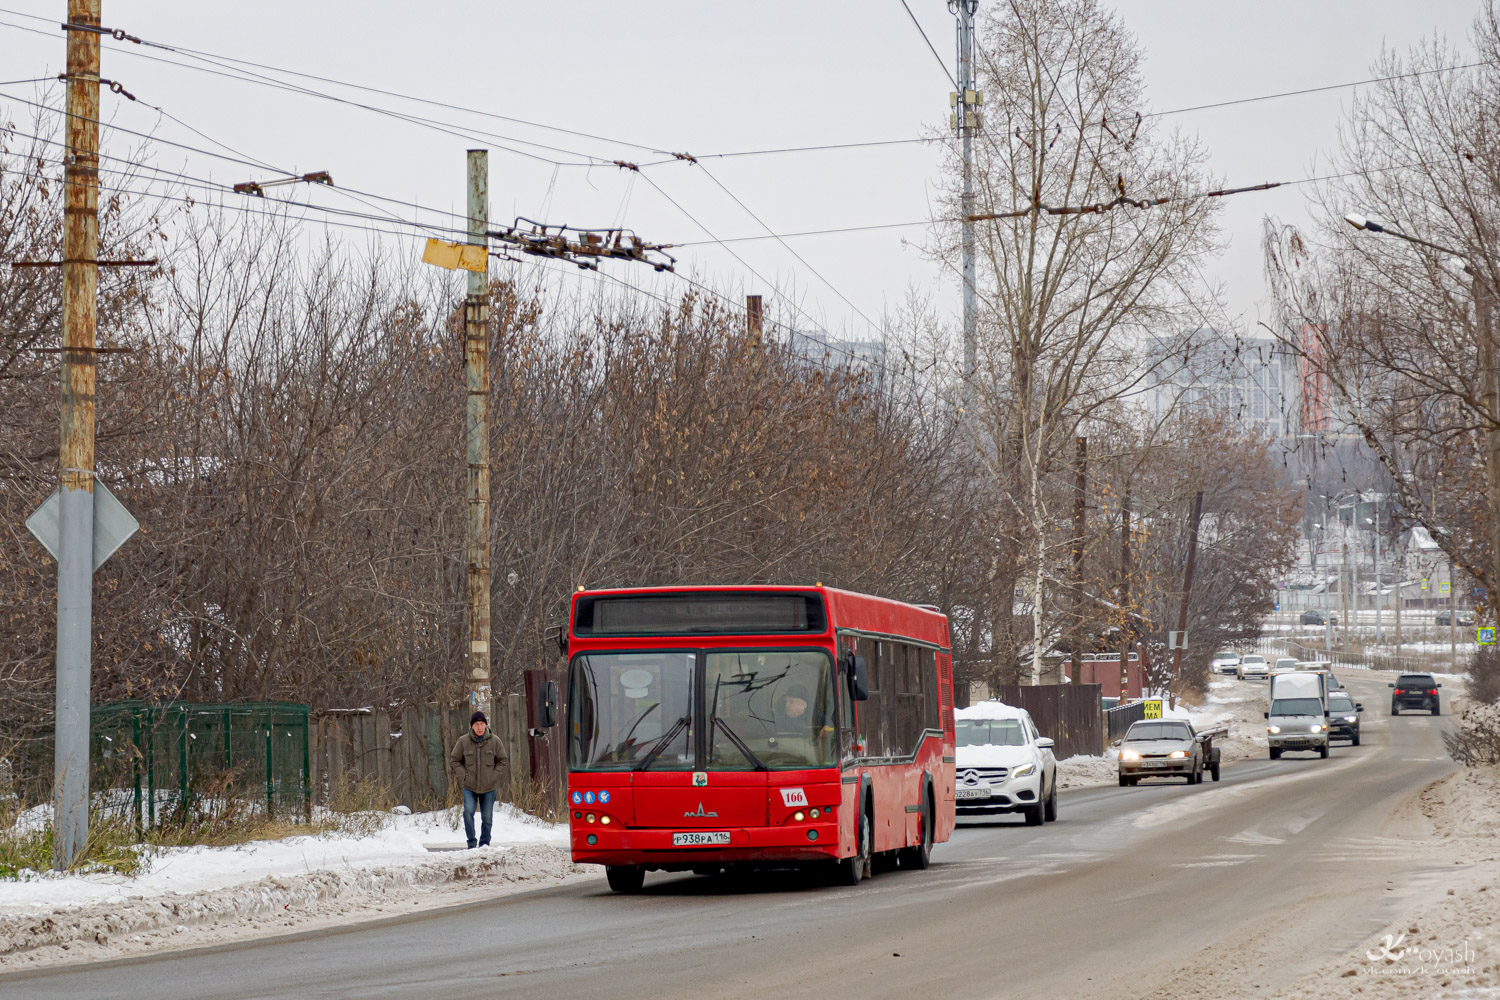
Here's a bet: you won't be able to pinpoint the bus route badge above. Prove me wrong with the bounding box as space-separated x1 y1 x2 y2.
693 771 708 787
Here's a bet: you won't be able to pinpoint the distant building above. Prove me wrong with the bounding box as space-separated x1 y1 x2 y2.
1139 329 1299 439
789 330 886 372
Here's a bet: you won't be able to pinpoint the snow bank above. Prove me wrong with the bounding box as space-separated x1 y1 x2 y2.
0 804 565 912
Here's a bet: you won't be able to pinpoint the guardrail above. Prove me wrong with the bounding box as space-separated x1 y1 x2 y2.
1252 636 1459 675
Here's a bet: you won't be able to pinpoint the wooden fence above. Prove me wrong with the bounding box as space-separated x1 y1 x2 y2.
990 683 1106 759
311 688 563 814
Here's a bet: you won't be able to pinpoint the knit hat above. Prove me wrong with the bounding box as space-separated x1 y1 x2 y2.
470 710 488 726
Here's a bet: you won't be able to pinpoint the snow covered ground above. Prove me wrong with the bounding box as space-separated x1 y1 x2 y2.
0 804 565 912
0 805 580 969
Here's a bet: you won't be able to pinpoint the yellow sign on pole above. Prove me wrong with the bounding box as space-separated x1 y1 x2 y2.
421 238 487 273
1142 699 1163 720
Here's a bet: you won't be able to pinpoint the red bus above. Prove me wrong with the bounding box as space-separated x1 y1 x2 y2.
536 585 956 892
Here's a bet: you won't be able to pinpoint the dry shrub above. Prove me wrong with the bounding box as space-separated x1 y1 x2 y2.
1443 704 1500 767
1467 647 1500 706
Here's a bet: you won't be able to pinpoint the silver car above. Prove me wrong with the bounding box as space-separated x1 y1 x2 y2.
1117 719 1208 785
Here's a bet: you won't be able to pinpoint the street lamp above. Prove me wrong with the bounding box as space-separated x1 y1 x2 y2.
1344 210 1498 628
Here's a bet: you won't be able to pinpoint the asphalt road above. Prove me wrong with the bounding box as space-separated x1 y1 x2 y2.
4 676 1460 1000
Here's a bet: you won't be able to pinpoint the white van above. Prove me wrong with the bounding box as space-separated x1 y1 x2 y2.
1267 670 1330 760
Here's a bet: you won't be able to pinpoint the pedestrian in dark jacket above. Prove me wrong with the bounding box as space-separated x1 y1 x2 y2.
450 711 506 848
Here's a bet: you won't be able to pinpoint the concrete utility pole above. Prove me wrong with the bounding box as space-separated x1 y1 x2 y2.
464 150 491 712
1478 273 1500 612
53 0 101 870
1450 558 1458 667
950 0 978 398
1169 491 1205 703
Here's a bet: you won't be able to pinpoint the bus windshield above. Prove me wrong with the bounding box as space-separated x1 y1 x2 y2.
567 649 837 771
704 650 836 770
568 652 695 771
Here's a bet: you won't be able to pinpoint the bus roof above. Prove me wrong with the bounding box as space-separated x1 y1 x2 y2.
568 584 950 649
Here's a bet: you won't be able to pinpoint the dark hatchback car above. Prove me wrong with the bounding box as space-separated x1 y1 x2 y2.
1390 673 1442 716
1435 610 1476 627
1301 610 1338 626
1327 690 1363 745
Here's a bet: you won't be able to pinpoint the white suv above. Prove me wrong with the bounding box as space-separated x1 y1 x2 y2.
953 703 1058 826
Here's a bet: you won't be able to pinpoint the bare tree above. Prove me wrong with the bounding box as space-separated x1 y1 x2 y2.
1263 0 1500 603
939 0 1223 684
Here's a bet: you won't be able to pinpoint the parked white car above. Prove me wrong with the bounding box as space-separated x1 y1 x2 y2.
953 702 1058 826
1210 650 1241 674
1237 654 1270 679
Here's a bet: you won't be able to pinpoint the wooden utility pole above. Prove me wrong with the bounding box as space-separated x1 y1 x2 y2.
1070 436 1087 681
1168 491 1205 704
464 150 491 713
53 0 101 869
746 294 763 350
1116 491 1132 700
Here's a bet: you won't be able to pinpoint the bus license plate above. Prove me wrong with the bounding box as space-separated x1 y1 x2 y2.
672 831 731 846
955 786 992 800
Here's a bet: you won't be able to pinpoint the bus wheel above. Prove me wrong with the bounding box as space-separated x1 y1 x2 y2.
605 865 645 894
834 803 872 885
899 792 933 870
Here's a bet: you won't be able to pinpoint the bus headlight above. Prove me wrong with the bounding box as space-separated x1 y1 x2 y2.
1267 726 1281 734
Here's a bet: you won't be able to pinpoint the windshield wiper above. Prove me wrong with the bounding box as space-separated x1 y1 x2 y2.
616 701 661 756
711 715 769 771
636 714 691 771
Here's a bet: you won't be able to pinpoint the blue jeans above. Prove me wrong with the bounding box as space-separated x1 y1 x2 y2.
463 788 497 848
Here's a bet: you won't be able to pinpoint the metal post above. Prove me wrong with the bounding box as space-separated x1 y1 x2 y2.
951 0 978 400
1169 491 1205 703
1373 516 1383 645
1393 535 1403 648
1117 492 1132 700
464 150 492 713
53 0 101 870
264 724 274 820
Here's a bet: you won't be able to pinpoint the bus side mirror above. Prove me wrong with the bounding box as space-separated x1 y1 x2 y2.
532 680 558 730
847 655 869 702
542 622 568 657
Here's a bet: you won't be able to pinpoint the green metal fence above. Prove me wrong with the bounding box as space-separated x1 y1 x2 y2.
91 701 311 829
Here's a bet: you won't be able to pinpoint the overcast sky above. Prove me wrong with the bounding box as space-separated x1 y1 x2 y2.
0 1 1485 345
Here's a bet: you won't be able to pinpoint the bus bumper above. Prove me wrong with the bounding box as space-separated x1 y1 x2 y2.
571 822 842 868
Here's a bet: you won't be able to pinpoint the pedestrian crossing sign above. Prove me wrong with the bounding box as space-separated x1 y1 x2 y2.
1480 627 1497 646
1440 582 1451 595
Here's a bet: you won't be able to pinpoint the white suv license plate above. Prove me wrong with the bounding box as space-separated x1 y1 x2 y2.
956 786 992 800
672 831 731 846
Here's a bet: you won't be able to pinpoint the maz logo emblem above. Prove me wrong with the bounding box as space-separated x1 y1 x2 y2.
684 802 718 818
